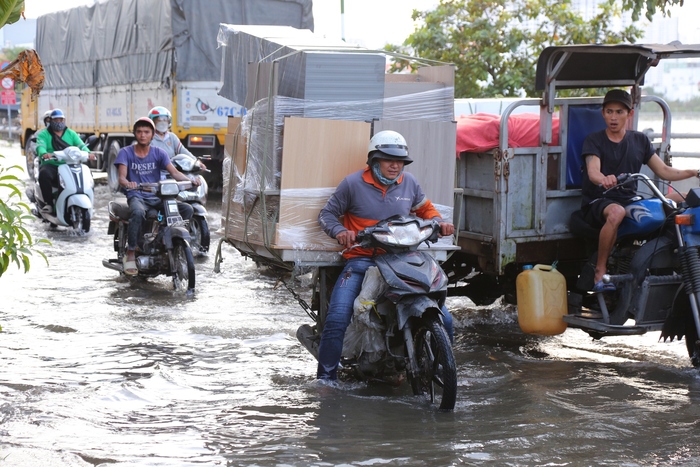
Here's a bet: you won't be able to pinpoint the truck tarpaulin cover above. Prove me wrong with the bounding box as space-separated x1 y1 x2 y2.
36 0 313 89
456 113 560 155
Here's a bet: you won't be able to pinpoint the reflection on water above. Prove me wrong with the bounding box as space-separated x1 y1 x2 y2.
0 149 699 465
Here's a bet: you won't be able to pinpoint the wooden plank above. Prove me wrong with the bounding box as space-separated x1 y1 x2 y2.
279 117 370 190
417 65 455 87
373 120 457 209
274 117 370 249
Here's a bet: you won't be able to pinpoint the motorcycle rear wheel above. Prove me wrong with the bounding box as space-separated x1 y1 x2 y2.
409 315 457 411
172 239 195 293
188 216 210 255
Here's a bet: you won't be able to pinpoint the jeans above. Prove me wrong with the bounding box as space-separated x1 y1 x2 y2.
316 257 455 380
127 196 194 251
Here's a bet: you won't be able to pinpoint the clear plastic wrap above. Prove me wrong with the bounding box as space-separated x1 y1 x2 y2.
218 25 456 268
342 266 388 361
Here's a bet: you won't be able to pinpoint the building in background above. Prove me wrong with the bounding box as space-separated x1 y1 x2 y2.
641 9 700 102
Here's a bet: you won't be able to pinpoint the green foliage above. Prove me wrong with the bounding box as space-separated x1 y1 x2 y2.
0 0 24 29
622 0 683 21
0 46 28 63
385 0 643 98
0 154 49 278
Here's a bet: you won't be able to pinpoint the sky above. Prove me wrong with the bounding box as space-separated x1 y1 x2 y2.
22 0 440 49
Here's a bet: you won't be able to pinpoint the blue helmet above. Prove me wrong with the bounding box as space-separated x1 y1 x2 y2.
50 109 66 119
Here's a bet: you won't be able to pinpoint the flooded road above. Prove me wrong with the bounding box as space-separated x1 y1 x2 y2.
1 142 699 466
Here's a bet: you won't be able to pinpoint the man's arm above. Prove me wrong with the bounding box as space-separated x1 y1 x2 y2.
118 164 136 190
585 154 618 189
35 130 50 159
165 163 200 185
647 154 698 181
318 180 350 241
66 129 89 152
171 134 193 157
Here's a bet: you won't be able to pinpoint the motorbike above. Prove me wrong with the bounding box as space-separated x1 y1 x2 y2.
25 146 94 234
567 173 700 366
102 180 196 294
167 153 210 255
296 215 458 411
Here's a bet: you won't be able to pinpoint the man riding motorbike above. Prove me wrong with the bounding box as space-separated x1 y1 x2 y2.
580 89 699 292
114 117 200 275
315 130 456 381
36 109 93 214
148 106 207 171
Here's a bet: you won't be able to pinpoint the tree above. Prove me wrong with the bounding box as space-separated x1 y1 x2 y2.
0 0 25 29
0 154 49 278
624 0 683 21
1 46 29 63
386 0 643 98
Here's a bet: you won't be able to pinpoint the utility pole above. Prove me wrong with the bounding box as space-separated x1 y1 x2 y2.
341 0 345 41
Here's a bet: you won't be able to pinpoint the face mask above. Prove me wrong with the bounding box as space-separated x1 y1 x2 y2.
371 160 403 186
50 121 66 132
155 122 169 133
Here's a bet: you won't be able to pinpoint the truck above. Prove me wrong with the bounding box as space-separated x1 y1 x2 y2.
19 0 314 191
217 37 700 367
447 43 700 305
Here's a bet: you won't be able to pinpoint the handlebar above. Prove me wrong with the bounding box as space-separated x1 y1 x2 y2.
602 173 676 207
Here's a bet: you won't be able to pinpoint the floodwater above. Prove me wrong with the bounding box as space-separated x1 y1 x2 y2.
1 142 700 466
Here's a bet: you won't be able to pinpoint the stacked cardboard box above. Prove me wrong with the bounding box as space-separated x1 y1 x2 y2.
218 25 456 266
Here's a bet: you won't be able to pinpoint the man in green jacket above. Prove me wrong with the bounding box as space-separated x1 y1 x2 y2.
36 109 91 214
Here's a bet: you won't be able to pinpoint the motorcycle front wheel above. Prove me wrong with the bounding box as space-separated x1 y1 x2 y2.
188 216 210 255
68 206 91 234
409 314 457 411
171 239 195 293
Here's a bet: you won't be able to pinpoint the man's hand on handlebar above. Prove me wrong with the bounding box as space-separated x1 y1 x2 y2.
335 230 356 247
600 174 619 190
439 222 455 237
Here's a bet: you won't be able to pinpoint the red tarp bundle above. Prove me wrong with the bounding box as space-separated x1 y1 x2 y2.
456 112 560 155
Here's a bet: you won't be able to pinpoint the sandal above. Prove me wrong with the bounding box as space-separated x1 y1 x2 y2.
592 280 616 292
123 257 138 276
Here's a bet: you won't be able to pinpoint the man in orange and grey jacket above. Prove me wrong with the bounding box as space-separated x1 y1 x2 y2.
316 130 455 381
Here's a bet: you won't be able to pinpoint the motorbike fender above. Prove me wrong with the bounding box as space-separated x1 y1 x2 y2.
162 225 191 249
66 194 93 212
396 295 443 330
191 203 207 217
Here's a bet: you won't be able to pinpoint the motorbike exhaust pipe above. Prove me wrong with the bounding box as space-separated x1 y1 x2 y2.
102 258 123 272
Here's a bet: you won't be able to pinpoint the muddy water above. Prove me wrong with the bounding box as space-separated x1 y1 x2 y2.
1 144 699 466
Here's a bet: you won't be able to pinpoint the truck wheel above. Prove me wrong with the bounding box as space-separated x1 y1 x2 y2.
25 138 37 181
106 140 121 193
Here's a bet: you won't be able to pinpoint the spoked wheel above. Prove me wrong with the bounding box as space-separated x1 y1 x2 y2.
409 314 457 411
25 138 37 181
68 206 91 234
171 239 195 293
188 215 210 255
106 140 121 193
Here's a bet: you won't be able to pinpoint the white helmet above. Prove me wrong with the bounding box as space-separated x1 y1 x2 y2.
42 110 53 126
367 130 413 165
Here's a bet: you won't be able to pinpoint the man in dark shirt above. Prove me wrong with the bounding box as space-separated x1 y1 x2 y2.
581 89 698 292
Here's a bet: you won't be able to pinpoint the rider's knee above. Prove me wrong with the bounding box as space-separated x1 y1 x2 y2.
604 204 626 226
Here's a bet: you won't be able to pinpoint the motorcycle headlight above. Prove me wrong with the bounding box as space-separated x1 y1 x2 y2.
59 173 67 189
160 181 180 196
372 222 434 247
